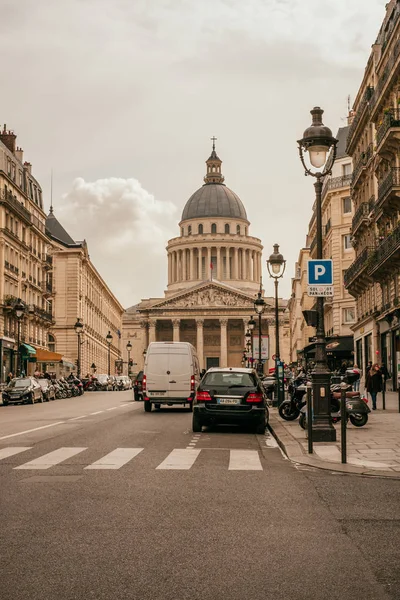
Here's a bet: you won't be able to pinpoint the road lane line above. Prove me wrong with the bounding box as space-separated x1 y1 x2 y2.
0 422 65 441
69 415 86 421
106 407 118 411
156 449 201 470
85 448 144 470
15 447 87 470
228 450 263 471
0 447 32 460
90 411 104 415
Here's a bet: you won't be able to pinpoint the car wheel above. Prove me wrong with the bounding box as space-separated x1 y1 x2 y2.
144 400 152 412
29 394 35 404
39 393 44 403
192 411 202 432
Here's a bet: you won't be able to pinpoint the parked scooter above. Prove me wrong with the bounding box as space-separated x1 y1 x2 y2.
299 389 370 429
278 375 309 421
67 375 84 396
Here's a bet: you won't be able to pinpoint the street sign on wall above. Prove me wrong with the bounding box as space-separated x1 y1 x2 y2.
307 259 334 297
252 336 269 360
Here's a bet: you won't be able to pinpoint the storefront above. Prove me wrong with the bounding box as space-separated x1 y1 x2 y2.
32 347 75 378
379 312 400 392
353 317 377 387
0 337 16 382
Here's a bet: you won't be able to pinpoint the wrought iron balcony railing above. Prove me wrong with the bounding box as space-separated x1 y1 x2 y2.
377 168 400 206
369 221 400 275
322 174 352 198
352 196 375 234
347 86 374 152
376 108 400 147
370 35 400 112
0 188 31 223
343 246 374 288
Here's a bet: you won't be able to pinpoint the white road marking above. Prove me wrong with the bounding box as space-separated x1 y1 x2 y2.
156 449 201 470
85 448 144 470
69 415 86 421
0 422 65 441
228 450 263 471
90 411 104 415
106 407 118 411
0 447 32 460
15 447 87 470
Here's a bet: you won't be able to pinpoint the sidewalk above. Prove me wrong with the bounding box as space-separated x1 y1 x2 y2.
269 391 400 478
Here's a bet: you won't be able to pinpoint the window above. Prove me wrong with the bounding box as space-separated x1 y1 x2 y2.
48 334 55 352
188 225 192 235
19 171 23 187
198 224 203 234
225 224 230 234
343 307 355 323
211 223 217 234
236 225 240 235
342 163 352 176
343 197 351 214
343 234 352 250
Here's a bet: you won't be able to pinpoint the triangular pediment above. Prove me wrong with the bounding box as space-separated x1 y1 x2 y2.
148 281 266 310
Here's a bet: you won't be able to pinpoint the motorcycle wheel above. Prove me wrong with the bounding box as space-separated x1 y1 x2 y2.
349 413 368 427
299 413 306 430
278 401 300 421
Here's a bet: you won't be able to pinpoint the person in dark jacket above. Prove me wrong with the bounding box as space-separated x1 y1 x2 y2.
365 363 382 410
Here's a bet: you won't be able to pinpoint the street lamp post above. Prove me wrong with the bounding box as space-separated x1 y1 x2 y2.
298 106 338 442
254 286 266 375
247 317 256 368
14 298 26 377
126 341 132 376
267 244 286 406
74 317 84 379
106 331 113 377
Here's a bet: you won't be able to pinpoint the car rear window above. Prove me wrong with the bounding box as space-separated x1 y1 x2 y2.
202 372 256 387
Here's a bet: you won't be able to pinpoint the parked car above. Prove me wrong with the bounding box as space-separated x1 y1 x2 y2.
133 371 144 401
192 367 268 433
2 377 44 405
143 342 200 412
37 378 56 401
115 375 131 390
96 374 113 391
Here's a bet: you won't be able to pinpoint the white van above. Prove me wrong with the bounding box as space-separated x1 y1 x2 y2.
143 342 200 412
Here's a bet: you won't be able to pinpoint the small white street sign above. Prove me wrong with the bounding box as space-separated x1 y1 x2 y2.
307 285 334 297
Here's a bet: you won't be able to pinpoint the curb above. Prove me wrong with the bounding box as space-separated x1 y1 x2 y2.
268 413 400 479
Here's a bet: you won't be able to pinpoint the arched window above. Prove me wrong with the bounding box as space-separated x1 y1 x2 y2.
48 334 56 353
225 224 230 234
236 225 241 235
211 223 217 234
198 224 203 234
188 225 192 235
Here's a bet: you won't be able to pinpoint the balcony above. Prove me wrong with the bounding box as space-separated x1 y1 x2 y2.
352 196 375 235
322 174 352 198
376 108 400 152
31 215 45 234
377 168 400 213
351 143 373 188
369 221 400 278
41 281 53 297
44 255 53 271
343 246 375 292
347 86 375 153
32 304 54 323
370 35 400 116
0 189 31 224
324 218 332 237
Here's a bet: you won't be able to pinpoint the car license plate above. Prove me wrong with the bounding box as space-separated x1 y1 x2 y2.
149 391 166 396
217 398 240 405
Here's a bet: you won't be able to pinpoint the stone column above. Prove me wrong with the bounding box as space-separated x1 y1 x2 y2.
207 247 212 279
226 247 230 279
234 247 239 280
190 249 194 280
242 249 246 280
168 253 171 285
182 249 187 281
217 247 222 280
172 252 176 283
172 319 180 342
148 319 157 344
196 319 204 369
198 248 202 280
248 250 252 281
220 318 228 367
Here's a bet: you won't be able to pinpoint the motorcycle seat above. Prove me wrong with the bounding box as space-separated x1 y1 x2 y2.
332 391 360 399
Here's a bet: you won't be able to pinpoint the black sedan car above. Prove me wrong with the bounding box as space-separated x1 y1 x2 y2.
192 367 268 433
2 377 44 405
37 378 56 401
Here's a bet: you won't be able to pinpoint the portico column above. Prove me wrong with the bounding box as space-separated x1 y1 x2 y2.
220 318 228 367
196 319 204 370
248 250 252 281
174 252 178 282
182 249 187 281
168 253 172 284
226 247 230 279
148 319 157 344
241 249 246 280
217 247 222 280
190 249 194 280
234 248 239 280
172 319 180 342
198 248 202 280
207 247 212 279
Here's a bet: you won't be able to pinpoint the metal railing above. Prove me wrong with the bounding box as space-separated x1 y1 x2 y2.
376 108 400 147
347 86 374 151
351 143 373 187
0 188 31 223
343 246 374 288
322 174 352 198
370 35 400 112
369 221 400 273
378 168 400 205
352 201 372 233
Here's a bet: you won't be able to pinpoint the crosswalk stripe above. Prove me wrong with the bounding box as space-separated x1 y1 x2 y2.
14 447 87 470
85 448 144 470
0 447 32 460
156 449 201 470
228 450 263 471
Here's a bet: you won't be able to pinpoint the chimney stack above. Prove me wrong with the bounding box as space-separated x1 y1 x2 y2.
15 146 24 163
24 161 32 174
0 124 17 154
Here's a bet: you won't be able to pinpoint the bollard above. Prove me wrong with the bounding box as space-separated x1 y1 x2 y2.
340 382 347 465
382 374 386 411
306 381 313 454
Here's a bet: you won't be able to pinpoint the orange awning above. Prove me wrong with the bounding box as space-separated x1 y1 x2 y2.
35 348 63 363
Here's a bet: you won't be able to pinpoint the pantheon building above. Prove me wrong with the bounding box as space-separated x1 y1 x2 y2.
122 143 289 372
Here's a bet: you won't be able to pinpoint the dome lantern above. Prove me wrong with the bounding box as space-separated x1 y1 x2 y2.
204 136 225 185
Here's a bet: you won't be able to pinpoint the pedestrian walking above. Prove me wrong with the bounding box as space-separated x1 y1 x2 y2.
353 364 361 391
365 363 382 410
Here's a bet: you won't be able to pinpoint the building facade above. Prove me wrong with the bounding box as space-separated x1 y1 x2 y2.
344 0 400 390
288 247 315 366
122 143 290 374
0 125 54 380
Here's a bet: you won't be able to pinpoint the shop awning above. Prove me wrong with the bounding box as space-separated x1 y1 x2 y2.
35 348 63 363
326 337 354 354
20 343 36 355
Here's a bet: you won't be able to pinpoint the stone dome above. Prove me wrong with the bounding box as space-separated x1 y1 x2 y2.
181 183 248 221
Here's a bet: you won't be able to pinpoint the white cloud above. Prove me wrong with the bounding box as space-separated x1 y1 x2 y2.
57 178 177 307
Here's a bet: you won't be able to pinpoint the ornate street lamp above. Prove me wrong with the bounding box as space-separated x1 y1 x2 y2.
74 317 84 379
254 287 266 374
267 244 286 406
14 298 26 376
106 331 113 376
247 316 256 368
298 106 338 442
126 340 132 376
91 362 96 374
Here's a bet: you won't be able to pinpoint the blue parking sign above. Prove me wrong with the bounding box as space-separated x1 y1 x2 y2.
307 260 333 285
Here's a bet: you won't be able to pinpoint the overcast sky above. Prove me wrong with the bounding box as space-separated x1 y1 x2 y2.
1 0 386 307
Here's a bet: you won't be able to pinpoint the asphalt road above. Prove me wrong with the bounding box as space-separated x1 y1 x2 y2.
1 391 400 600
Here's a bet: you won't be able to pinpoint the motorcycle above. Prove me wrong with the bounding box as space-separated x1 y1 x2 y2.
278 376 309 421
68 375 84 396
299 390 370 429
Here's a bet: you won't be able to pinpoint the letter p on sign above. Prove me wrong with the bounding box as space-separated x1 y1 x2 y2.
315 265 326 281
